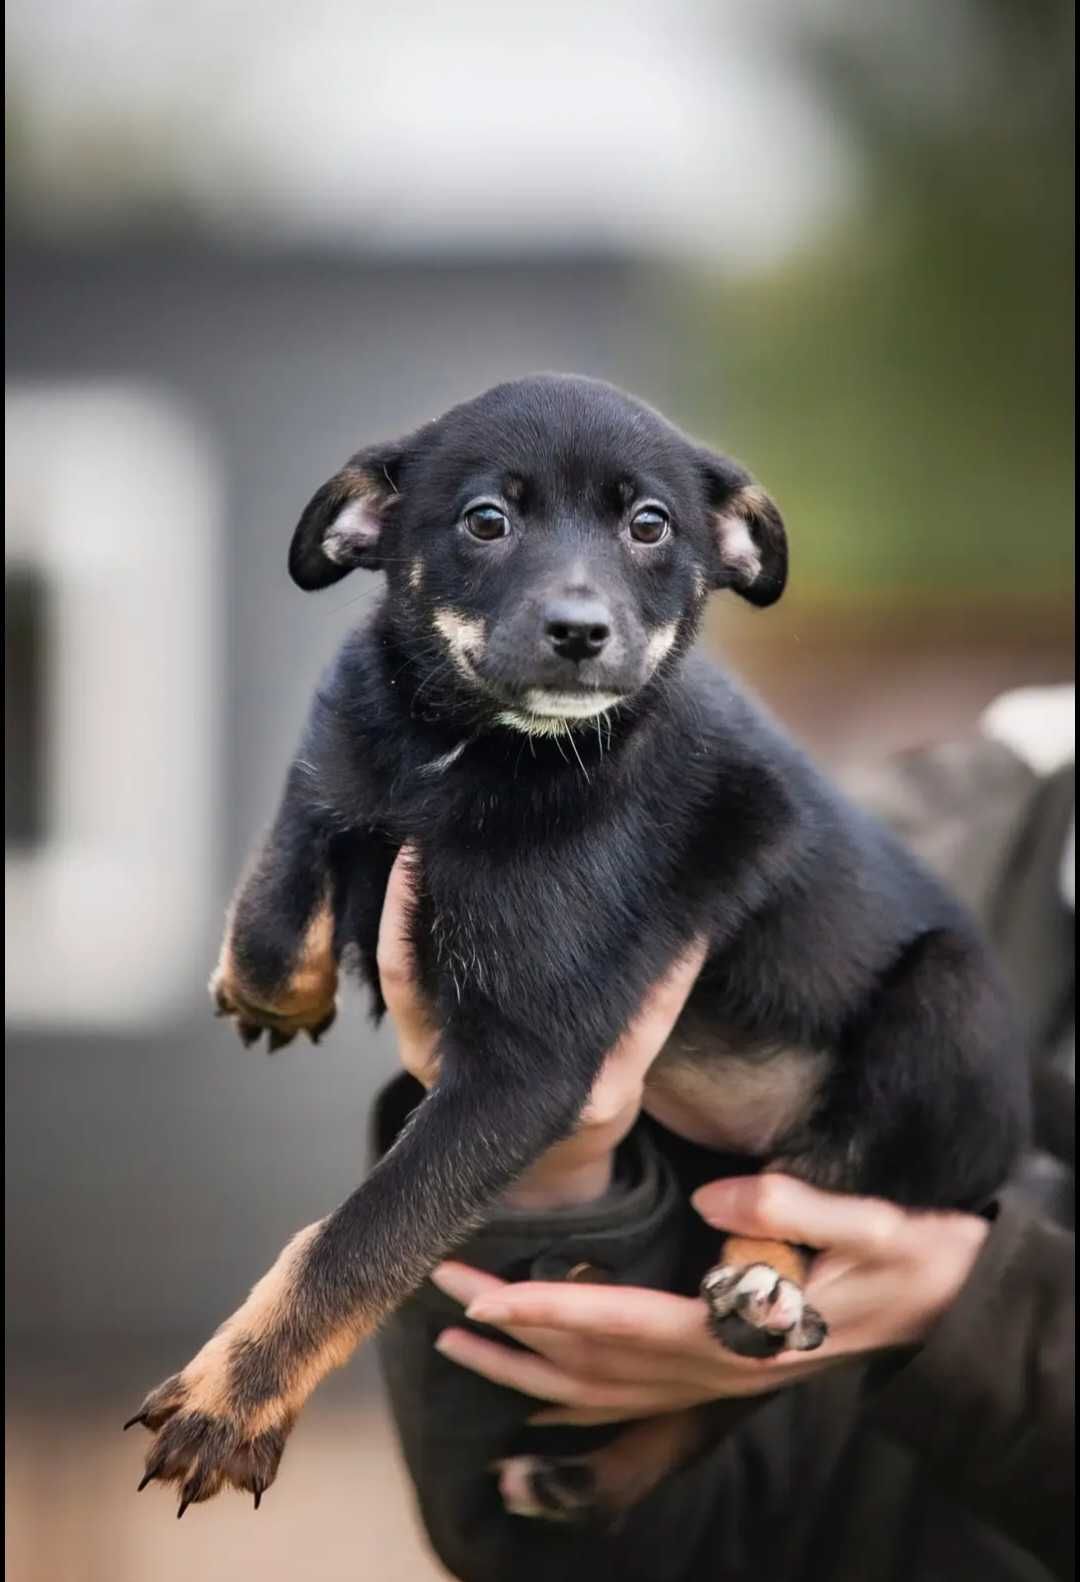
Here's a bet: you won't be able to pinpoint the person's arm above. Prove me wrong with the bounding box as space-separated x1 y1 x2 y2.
868 1192 1074 1580
450 1174 1073 1577
373 1086 714 1582
374 850 724 1582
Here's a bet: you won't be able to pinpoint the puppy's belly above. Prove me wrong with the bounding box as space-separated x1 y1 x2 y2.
644 1032 830 1156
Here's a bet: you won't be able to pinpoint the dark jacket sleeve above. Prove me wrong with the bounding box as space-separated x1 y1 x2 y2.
371 1076 681 1581
870 1193 1075 1579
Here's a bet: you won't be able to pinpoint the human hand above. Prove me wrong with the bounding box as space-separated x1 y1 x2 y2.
376 846 707 1208
430 1173 990 1424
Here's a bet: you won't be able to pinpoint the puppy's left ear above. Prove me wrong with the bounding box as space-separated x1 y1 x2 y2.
288 444 406 591
698 454 787 608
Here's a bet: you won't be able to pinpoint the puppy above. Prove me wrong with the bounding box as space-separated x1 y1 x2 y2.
127 374 1027 1521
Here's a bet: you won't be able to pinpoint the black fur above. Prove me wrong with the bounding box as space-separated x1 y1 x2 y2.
138 374 1029 1511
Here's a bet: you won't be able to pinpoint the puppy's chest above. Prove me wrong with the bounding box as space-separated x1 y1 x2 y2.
645 1017 831 1156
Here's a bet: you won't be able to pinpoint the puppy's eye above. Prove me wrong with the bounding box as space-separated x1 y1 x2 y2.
463 505 510 542
628 506 670 545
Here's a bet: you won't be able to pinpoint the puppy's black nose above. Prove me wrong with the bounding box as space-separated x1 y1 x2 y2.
544 598 612 661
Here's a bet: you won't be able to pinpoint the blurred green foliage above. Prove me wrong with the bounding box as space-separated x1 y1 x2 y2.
682 0 1074 607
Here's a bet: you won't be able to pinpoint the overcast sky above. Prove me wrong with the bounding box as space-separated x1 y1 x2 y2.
7 0 866 268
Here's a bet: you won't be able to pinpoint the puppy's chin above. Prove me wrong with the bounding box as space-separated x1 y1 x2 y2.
494 688 624 737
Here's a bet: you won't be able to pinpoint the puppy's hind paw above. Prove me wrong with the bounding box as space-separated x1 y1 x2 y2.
701 1262 826 1357
495 1455 598 1523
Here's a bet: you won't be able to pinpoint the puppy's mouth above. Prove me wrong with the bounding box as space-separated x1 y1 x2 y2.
490 684 626 737
517 688 624 719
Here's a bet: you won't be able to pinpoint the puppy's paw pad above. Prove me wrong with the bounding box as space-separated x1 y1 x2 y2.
495 1455 597 1523
701 1263 826 1356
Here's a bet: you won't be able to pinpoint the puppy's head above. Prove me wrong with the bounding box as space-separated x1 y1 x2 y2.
289 375 786 733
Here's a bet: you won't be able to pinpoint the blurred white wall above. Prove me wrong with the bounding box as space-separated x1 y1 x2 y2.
7 0 858 267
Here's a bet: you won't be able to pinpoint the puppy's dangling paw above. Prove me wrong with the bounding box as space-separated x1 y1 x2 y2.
701 1262 827 1356
210 972 336 1055
495 1455 598 1523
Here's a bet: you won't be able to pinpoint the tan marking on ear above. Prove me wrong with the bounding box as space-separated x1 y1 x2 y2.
738 484 772 519
408 557 424 592
433 608 486 679
321 467 401 566
714 497 763 583
720 1237 809 1288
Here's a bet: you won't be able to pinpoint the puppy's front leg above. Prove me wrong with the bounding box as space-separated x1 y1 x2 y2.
211 764 346 1051
128 1038 599 1513
124 1221 333 1512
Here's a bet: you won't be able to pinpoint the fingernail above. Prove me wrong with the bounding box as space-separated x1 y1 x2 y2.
429 1265 476 1305
433 1330 462 1357
465 1300 510 1324
691 1187 731 1225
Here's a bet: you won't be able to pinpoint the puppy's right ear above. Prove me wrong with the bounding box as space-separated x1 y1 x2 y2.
289 445 404 590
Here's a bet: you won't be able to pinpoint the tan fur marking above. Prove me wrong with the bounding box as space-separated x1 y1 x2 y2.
213 898 337 1031
721 1237 809 1288
179 1220 376 1434
432 608 486 679
737 483 772 521
645 621 678 672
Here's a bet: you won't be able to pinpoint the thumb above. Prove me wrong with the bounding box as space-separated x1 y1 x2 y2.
692 1173 904 1259
377 844 433 1039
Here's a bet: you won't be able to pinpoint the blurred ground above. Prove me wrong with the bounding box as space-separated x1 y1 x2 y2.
6 1349 444 1582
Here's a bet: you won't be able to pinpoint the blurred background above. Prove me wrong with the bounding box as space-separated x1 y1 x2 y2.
5 2 1074 1578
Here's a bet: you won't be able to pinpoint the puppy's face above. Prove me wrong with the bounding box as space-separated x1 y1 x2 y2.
290 376 786 733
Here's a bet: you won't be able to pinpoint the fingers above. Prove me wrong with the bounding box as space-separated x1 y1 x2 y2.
463 1282 715 1353
433 1328 594 1405
528 1396 714 1427
692 1173 906 1260
430 1261 508 1307
433 1328 703 1413
433 1263 672 1381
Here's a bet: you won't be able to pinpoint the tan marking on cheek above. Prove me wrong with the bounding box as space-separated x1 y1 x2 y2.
645 621 678 672
408 558 423 592
433 608 486 678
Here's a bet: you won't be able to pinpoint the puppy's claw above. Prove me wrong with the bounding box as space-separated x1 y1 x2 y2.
267 1029 294 1053
137 1473 154 1492
238 1023 261 1048
124 1413 147 1432
253 1486 263 1511
308 1008 337 1044
177 1498 191 1520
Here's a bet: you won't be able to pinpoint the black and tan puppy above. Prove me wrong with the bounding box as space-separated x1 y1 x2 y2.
127 375 1027 1521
